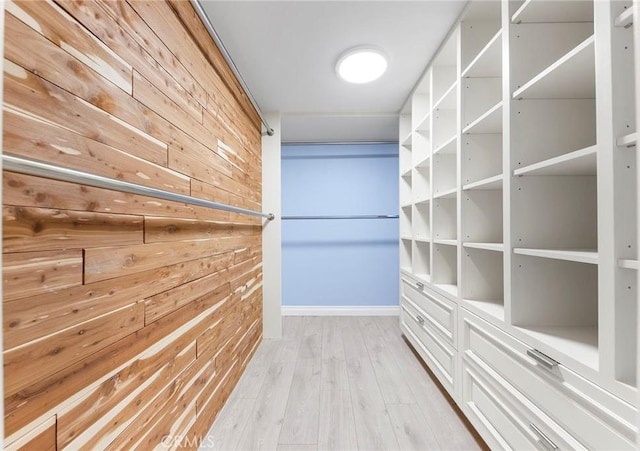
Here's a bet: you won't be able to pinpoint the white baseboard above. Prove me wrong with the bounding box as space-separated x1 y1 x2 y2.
281 305 399 316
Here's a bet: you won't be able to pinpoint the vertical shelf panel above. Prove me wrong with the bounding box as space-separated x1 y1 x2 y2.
611 0 637 388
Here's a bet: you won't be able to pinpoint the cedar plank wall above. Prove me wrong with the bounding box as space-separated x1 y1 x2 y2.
2 0 264 448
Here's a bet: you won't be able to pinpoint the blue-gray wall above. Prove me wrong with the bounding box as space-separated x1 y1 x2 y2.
281 143 399 307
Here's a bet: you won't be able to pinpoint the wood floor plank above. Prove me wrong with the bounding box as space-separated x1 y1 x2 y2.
320 357 350 392
379 319 481 450
359 317 415 404
321 316 345 361
318 388 357 451
230 339 280 400
340 316 369 360
278 357 321 445
342 319 398 450
275 338 300 363
298 316 323 360
320 316 348 391
202 316 482 451
344 357 399 450
277 445 317 451
235 360 296 450
197 393 256 451
282 316 305 340
387 403 442 450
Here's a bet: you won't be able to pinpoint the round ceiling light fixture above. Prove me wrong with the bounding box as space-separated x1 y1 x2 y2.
336 47 388 84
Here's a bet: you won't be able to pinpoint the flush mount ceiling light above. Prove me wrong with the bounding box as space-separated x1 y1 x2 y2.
336 47 388 84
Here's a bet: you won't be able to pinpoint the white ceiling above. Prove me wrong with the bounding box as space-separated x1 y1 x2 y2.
200 0 467 142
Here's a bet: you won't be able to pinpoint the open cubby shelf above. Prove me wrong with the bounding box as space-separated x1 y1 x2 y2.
512 99 596 168
463 245 504 321
436 284 459 298
463 299 505 322
413 240 431 278
433 197 457 241
517 325 599 370
414 112 431 133
415 156 431 169
462 101 503 134
434 82 457 110
462 29 502 78
512 0 594 24
512 253 599 370
433 135 457 156
513 36 595 100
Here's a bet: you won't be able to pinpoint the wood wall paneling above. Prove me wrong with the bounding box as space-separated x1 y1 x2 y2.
2 249 82 302
3 0 263 447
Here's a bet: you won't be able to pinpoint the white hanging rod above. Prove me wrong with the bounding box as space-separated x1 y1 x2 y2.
3 154 275 221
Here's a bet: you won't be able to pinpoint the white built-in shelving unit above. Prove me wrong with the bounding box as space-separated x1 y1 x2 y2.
398 0 639 448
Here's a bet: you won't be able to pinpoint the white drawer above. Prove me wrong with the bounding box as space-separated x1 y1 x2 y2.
461 310 637 449
462 354 585 451
401 300 456 396
401 277 456 348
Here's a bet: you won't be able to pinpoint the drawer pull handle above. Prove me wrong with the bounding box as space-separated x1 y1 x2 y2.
416 282 424 290
416 315 425 325
527 349 558 370
530 423 558 450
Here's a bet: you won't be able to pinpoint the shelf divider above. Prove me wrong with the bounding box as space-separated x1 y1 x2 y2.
614 8 633 28
463 299 505 322
433 81 457 110
462 101 503 134
463 174 503 191
512 0 594 24
434 239 458 246
617 132 637 148
618 259 639 270
462 29 502 78
433 187 457 199
433 135 457 156
514 248 598 265
463 242 504 252
513 145 597 176
512 36 595 100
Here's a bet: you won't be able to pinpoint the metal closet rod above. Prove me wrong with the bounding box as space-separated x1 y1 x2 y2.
3 154 275 221
190 0 275 137
282 215 399 220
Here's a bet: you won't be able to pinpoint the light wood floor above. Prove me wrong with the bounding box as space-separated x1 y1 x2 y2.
200 316 484 450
